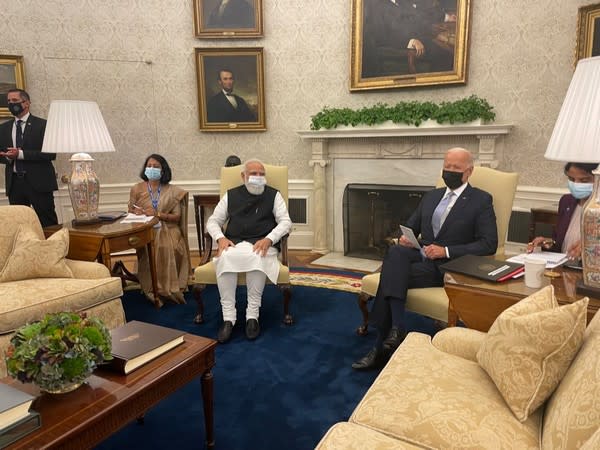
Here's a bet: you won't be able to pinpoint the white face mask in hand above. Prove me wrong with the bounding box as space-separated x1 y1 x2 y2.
245 175 266 195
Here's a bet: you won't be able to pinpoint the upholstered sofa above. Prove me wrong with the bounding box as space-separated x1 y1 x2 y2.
0 206 125 377
317 287 600 449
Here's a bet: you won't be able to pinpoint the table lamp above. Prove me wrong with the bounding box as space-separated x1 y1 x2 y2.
544 55 600 295
41 100 116 225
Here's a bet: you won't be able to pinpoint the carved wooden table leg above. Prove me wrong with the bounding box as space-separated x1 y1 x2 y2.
201 370 214 449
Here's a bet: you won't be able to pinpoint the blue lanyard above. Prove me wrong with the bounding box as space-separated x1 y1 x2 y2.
147 183 161 210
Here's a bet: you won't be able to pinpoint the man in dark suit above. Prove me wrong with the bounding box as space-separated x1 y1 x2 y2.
352 148 498 370
0 89 58 227
206 69 256 123
207 0 255 29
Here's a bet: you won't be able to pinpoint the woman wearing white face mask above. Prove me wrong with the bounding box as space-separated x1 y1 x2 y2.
127 154 190 306
527 162 597 260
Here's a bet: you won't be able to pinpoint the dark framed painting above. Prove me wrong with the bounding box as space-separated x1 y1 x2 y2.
576 3 600 62
0 55 26 117
193 0 263 38
195 47 266 132
350 0 471 91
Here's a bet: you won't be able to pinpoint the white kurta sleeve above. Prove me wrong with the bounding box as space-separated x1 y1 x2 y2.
206 193 229 241
266 192 292 245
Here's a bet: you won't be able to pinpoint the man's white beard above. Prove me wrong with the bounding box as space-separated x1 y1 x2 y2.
245 182 265 196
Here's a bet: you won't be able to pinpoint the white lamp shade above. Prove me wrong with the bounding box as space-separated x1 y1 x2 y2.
41 100 115 154
545 56 600 163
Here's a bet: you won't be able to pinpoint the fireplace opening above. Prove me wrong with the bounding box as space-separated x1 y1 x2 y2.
343 183 434 260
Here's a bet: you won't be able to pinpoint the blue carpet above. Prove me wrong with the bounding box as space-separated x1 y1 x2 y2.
95 285 436 450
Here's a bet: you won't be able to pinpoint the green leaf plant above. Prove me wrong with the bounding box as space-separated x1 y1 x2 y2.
310 95 496 130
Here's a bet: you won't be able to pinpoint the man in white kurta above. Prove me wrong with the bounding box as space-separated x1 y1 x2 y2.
206 160 292 343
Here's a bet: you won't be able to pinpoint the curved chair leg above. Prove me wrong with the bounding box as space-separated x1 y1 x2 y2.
279 283 293 325
356 292 371 336
192 284 206 324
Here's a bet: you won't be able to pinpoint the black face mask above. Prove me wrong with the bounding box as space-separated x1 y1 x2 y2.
8 102 23 117
442 170 464 190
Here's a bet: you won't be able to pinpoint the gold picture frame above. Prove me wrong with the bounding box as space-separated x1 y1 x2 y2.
195 47 266 132
576 3 600 62
350 0 471 91
193 0 263 38
0 55 26 118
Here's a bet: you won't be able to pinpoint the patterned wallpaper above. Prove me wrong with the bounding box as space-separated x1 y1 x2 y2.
0 0 591 188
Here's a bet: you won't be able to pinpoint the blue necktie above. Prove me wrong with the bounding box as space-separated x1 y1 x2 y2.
15 120 24 173
432 192 454 237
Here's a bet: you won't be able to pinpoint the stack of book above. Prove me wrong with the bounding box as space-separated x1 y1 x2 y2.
0 384 40 448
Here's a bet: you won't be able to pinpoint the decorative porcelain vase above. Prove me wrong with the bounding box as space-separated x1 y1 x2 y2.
582 169 600 288
68 152 100 223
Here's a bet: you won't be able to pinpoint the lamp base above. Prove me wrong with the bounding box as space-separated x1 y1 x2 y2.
575 279 600 298
71 218 102 226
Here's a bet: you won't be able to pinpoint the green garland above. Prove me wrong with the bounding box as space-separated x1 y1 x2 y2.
310 95 496 130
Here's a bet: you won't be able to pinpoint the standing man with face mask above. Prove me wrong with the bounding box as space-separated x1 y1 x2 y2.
353 147 498 370
206 159 292 343
0 89 58 227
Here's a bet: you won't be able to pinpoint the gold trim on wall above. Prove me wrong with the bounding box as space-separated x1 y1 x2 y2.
576 3 600 62
195 47 266 132
350 0 471 91
0 55 26 118
193 0 263 39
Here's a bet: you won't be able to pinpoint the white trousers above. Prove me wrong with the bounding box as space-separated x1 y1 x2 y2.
216 270 267 325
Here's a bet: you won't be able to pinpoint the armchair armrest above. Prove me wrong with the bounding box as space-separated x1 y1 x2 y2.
65 259 111 279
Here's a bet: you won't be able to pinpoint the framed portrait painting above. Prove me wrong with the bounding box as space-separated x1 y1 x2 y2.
576 3 600 62
193 0 263 38
0 55 26 117
350 0 471 91
195 47 266 131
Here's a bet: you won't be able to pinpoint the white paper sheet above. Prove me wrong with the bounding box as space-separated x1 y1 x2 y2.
506 251 569 269
399 225 421 249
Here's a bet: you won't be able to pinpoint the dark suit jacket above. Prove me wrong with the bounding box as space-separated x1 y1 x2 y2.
0 115 58 195
207 0 255 28
551 194 578 252
206 91 256 123
406 184 498 262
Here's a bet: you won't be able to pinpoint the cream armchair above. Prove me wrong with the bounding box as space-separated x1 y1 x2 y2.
357 166 519 334
192 164 292 325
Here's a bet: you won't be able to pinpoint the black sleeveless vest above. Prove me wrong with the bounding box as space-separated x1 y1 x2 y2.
225 185 278 246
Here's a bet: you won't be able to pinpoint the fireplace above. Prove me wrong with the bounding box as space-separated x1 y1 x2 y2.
343 184 433 260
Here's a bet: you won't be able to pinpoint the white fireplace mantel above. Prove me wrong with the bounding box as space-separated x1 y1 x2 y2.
298 123 513 254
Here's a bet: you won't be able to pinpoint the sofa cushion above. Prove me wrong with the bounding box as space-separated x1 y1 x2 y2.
0 227 73 282
315 422 422 449
542 311 600 450
477 285 588 422
350 332 541 449
0 277 122 334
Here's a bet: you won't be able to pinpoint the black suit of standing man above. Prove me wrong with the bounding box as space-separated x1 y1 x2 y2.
353 148 498 370
206 69 256 123
0 89 58 227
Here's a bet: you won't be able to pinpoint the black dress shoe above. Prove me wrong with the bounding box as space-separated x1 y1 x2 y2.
352 348 387 371
217 321 234 343
382 327 406 352
245 318 260 340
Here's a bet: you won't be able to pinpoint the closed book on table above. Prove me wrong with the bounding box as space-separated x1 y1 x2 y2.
109 321 186 375
98 211 127 221
440 254 524 282
0 384 35 431
0 411 41 449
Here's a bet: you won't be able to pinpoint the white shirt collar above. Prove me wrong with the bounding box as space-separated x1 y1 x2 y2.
15 112 30 124
443 181 468 198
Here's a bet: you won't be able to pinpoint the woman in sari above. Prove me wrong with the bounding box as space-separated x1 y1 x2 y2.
128 154 190 305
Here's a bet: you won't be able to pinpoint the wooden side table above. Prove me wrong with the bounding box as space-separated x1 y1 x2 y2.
44 219 161 307
444 267 600 331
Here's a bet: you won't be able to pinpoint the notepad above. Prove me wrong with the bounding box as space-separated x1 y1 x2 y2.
506 251 568 269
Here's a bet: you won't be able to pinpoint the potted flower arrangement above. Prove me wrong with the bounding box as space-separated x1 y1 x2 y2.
5 312 112 394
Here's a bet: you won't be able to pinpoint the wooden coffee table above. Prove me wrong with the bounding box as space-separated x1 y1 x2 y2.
444 267 600 332
3 334 217 450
